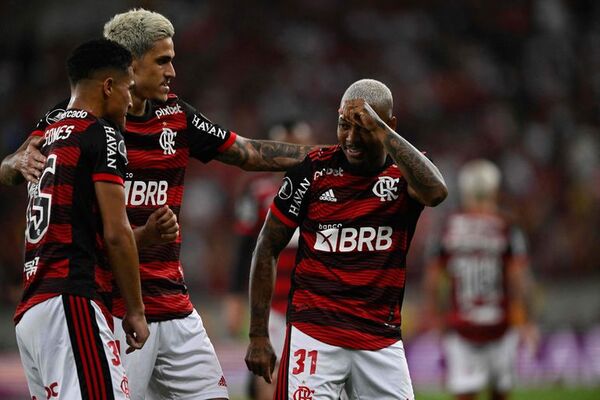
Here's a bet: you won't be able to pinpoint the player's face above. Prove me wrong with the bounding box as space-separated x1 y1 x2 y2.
132 37 176 103
337 116 386 169
106 67 134 129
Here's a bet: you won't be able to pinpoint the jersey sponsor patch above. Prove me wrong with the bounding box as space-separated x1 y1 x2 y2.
278 177 294 200
314 225 393 252
155 103 183 118
104 126 119 169
124 180 168 206
191 114 227 139
318 189 337 202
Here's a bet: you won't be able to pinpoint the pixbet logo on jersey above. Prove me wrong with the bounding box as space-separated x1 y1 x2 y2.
124 180 168 206
155 103 183 118
314 224 393 252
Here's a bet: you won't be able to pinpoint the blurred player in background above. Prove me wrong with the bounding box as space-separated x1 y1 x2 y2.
15 39 148 400
1 8 317 400
225 120 313 400
245 79 447 399
422 159 538 400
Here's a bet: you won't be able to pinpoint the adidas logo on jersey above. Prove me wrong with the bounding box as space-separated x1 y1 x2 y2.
319 189 337 202
218 376 227 387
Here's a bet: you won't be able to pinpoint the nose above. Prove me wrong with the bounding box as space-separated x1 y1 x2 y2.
346 126 361 144
166 62 176 79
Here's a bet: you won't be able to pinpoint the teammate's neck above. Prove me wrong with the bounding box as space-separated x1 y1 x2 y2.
129 95 148 117
463 199 498 213
67 86 104 119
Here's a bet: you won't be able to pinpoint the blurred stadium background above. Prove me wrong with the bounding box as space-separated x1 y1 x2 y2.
0 0 599 399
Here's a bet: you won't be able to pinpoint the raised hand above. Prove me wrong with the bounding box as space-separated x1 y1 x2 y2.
339 98 388 138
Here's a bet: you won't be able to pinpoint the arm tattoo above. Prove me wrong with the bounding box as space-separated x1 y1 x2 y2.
214 139 250 166
249 215 295 337
217 136 315 171
382 129 447 205
384 135 440 186
0 151 26 186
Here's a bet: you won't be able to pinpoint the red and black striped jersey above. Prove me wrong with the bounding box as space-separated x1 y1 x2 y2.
431 211 528 342
232 173 297 315
32 94 237 322
114 94 236 322
270 146 424 350
15 110 127 323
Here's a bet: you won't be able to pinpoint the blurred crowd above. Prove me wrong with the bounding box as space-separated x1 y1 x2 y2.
0 0 598 319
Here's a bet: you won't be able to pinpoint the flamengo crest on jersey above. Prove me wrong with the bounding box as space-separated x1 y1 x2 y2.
159 127 177 155
372 176 400 201
271 146 424 350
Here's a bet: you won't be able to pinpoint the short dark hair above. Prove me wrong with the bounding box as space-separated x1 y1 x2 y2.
67 38 132 84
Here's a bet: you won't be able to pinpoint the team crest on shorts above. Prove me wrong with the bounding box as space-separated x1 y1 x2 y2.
120 376 130 398
293 385 314 400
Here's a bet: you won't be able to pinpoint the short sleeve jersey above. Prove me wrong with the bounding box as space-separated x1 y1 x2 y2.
432 211 528 342
32 94 237 322
115 94 236 321
15 109 127 323
270 146 424 350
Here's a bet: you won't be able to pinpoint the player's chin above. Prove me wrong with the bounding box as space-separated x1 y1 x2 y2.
153 88 170 102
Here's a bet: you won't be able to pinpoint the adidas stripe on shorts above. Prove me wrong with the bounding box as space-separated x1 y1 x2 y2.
15 295 130 399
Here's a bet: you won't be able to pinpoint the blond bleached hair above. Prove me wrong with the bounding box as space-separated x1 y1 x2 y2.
458 159 501 202
103 8 174 59
341 79 393 118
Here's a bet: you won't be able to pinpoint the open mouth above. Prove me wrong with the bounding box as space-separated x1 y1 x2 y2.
345 146 364 158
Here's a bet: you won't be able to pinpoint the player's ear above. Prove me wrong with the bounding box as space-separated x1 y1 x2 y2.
103 77 114 97
389 115 397 131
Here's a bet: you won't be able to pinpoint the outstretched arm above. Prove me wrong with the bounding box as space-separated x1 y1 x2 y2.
245 210 296 383
507 256 539 352
215 135 317 171
0 136 46 185
340 99 448 206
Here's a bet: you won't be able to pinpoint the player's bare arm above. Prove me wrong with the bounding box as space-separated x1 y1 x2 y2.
134 205 179 247
95 181 149 353
507 256 539 352
0 136 46 185
245 211 295 383
340 99 448 206
215 135 316 171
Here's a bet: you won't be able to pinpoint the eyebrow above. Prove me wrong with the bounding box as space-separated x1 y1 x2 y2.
156 55 173 63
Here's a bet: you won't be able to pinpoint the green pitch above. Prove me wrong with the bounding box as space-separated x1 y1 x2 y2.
415 387 600 400
231 386 600 400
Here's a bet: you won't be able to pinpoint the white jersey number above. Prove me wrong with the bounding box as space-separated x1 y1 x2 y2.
26 154 57 244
